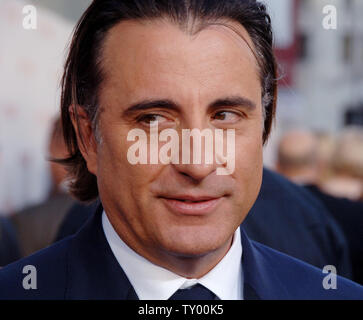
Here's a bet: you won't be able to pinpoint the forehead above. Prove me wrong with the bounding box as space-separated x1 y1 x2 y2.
100 18 261 106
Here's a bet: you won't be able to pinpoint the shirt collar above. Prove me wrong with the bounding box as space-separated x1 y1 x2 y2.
102 211 243 300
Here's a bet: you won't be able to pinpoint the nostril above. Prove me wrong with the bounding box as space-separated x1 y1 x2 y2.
177 170 209 184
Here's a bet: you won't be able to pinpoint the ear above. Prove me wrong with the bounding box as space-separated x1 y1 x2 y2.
69 105 98 176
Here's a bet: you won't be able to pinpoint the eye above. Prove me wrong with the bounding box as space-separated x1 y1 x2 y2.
137 114 168 127
212 110 242 122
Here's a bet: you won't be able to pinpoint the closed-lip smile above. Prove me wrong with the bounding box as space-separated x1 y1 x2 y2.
159 195 224 215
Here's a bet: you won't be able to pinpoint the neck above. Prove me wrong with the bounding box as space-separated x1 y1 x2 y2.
145 236 234 279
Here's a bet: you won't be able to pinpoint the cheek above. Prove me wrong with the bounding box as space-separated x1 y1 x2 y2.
97 129 162 195
233 131 263 190
236 121 263 161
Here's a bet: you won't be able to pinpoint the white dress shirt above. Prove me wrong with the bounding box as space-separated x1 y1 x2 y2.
102 211 244 300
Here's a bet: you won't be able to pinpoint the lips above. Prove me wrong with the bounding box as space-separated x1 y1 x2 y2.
160 195 223 215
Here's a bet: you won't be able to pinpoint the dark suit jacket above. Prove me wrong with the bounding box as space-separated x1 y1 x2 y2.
244 169 352 279
0 205 362 300
0 217 20 267
10 193 75 258
305 184 363 285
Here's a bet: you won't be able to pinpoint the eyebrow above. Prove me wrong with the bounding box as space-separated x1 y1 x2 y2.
123 99 180 117
122 95 256 117
208 96 256 111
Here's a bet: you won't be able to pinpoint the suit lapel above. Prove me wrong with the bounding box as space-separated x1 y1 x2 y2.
65 204 139 300
240 227 289 300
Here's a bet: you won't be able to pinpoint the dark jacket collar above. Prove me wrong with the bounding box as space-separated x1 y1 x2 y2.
239 227 289 299
65 204 286 300
65 204 136 299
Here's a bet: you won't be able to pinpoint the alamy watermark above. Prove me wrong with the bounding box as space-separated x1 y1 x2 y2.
322 265 337 290
22 265 37 290
127 124 236 175
22 5 37 30
322 5 337 30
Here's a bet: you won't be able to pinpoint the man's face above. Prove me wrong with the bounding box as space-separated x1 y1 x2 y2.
89 19 264 262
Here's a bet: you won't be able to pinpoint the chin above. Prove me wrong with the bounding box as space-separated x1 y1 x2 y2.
158 225 232 258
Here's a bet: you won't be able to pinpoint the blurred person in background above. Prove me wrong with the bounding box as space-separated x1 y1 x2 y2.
276 129 363 285
10 118 75 258
0 217 20 267
0 0 72 216
320 127 363 201
314 131 337 186
276 129 319 185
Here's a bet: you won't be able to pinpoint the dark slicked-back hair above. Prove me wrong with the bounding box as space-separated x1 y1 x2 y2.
60 0 278 202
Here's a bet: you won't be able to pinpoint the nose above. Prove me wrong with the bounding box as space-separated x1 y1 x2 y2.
172 162 217 182
171 124 219 182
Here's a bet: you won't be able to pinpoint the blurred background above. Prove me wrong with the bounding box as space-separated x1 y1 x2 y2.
0 0 362 214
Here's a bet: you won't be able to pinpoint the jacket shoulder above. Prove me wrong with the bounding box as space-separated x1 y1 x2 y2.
0 237 73 300
250 240 363 300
